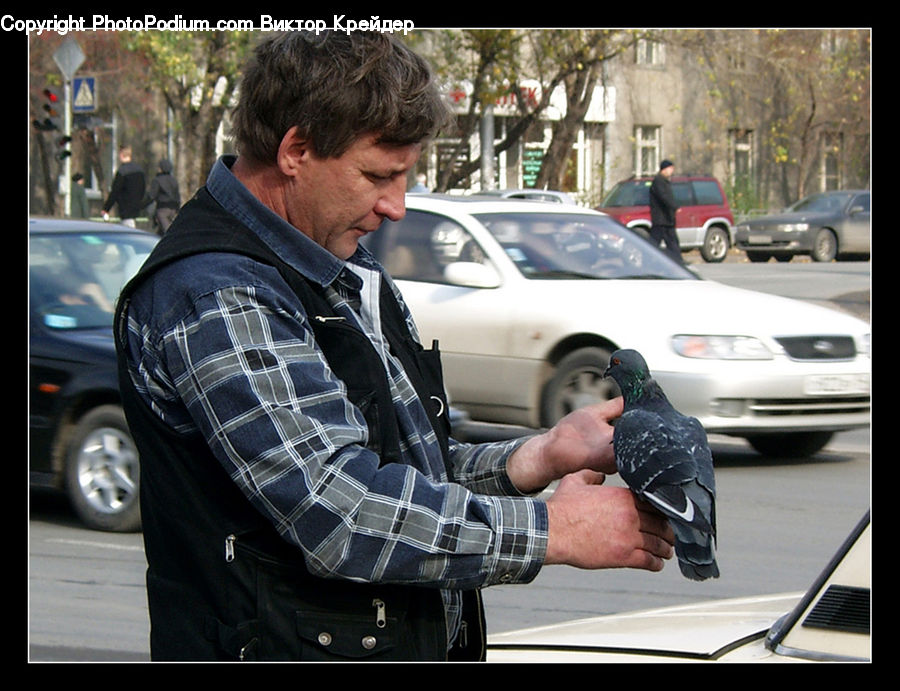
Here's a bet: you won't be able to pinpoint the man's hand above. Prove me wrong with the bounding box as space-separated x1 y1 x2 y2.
506 398 623 494
544 470 675 571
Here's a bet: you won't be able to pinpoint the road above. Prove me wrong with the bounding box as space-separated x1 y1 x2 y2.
28 257 871 661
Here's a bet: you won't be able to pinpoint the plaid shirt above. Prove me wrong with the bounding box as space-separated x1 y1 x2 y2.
120 157 548 643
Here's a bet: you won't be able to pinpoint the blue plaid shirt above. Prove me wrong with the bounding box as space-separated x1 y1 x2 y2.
120 156 548 643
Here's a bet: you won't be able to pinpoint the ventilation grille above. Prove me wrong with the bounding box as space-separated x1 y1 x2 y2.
774 336 857 361
802 585 870 634
750 397 870 417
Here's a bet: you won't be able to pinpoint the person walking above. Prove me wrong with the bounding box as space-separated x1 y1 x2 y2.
146 158 181 234
102 146 145 227
649 159 681 262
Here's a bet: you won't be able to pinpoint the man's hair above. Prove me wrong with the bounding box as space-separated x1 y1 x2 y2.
231 31 451 163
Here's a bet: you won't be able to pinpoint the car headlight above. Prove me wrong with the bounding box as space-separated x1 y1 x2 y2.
775 222 809 232
672 335 774 360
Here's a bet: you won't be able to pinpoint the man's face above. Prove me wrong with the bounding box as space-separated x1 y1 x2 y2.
287 134 421 260
661 165 674 178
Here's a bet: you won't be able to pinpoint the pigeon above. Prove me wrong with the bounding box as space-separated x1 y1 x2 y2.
604 349 719 581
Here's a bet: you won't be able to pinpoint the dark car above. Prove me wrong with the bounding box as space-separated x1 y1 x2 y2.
597 175 735 263
30 218 158 531
735 190 870 262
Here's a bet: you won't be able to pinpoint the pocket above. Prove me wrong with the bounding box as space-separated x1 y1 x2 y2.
294 598 399 660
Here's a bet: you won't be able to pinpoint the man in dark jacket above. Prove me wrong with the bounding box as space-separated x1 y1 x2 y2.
649 159 681 262
102 146 146 227
146 158 181 234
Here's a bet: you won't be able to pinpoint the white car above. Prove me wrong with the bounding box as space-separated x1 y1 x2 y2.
487 511 871 662
362 196 871 457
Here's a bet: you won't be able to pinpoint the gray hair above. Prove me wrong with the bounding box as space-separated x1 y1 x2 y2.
231 31 451 163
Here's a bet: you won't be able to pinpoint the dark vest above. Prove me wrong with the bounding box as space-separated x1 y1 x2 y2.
115 188 485 661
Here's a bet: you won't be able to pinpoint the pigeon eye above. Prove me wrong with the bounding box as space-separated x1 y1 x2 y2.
612 358 620 365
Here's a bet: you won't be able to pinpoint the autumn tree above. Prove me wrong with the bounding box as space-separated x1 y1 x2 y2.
125 31 253 194
686 29 870 209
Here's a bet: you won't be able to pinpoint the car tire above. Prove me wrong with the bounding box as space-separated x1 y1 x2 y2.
746 251 772 263
811 228 838 262
700 226 730 263
744 431 834 458
540 347 620 427
63 404 142 532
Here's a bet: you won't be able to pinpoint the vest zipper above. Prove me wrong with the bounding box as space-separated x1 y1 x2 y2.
372 598 387 628
225 534 236 562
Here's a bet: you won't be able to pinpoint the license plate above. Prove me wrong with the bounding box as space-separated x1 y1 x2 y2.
804 373 870 395
747 234 772 244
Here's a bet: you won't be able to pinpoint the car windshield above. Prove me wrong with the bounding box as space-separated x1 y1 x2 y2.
600 180 650 207
789 192 854 213
472 211 695 280
30 231 158 330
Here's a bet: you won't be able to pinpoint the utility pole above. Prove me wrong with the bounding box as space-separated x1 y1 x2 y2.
52 38 85 217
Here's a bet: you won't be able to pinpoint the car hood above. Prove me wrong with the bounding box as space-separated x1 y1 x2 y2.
742 211 836 226
32 326 117 364
487 592 802 662
508 277 867 339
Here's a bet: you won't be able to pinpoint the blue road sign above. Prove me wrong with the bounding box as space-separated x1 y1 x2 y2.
72 77 96 113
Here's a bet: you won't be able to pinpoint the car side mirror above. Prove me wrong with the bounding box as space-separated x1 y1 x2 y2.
443 261 501 288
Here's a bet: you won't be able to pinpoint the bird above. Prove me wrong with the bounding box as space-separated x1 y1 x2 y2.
603 348 719 581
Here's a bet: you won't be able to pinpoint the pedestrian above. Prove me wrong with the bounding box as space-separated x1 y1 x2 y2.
102 145 145 227
70 172 89 218
649 159 681 262
115 31 674 662
145 158 181 235
409 172 429 193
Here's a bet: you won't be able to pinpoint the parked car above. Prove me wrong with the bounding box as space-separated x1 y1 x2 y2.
29 218 158 531
735 190 870 262
470 189 577 204
597 175 735 262
362 195 870 458
487 511 871 662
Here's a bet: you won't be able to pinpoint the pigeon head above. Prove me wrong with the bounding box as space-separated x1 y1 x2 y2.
604 349 652 401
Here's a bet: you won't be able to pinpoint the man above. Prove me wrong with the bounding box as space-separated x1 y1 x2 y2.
102 146 146 227
649 159 681 262
116 31 674 662
145 158 181 234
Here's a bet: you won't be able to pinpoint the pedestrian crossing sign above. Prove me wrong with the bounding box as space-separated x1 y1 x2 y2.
72 77 96 113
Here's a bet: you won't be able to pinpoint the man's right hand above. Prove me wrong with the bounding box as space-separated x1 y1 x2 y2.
543 469 675 571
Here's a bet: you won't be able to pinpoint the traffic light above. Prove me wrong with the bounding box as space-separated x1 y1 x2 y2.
56 135 72 160
32 87 63 132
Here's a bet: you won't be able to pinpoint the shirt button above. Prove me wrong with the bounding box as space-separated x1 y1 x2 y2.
499 573 513 583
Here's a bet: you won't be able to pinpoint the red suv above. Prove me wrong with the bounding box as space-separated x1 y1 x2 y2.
597 176 735 262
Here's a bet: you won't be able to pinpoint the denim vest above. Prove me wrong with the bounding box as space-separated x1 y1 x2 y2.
115 188 484 661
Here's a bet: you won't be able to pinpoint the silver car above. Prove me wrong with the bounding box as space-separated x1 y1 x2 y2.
364 195 870 458
735 190 870 262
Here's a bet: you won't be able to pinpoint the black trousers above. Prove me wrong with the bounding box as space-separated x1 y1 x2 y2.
650 225 682 263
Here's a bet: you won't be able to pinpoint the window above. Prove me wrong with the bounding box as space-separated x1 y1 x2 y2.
365 210 488 283
691 181 724 206
635 39 664 66
634 126 660 177
730 129 753 180
822 132 843 191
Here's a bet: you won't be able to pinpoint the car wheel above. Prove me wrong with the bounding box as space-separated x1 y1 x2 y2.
63 405 141 532
746 251 772 263
744 431 834 458
700 226 729 263
540 347 620 427
810 228 838 262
